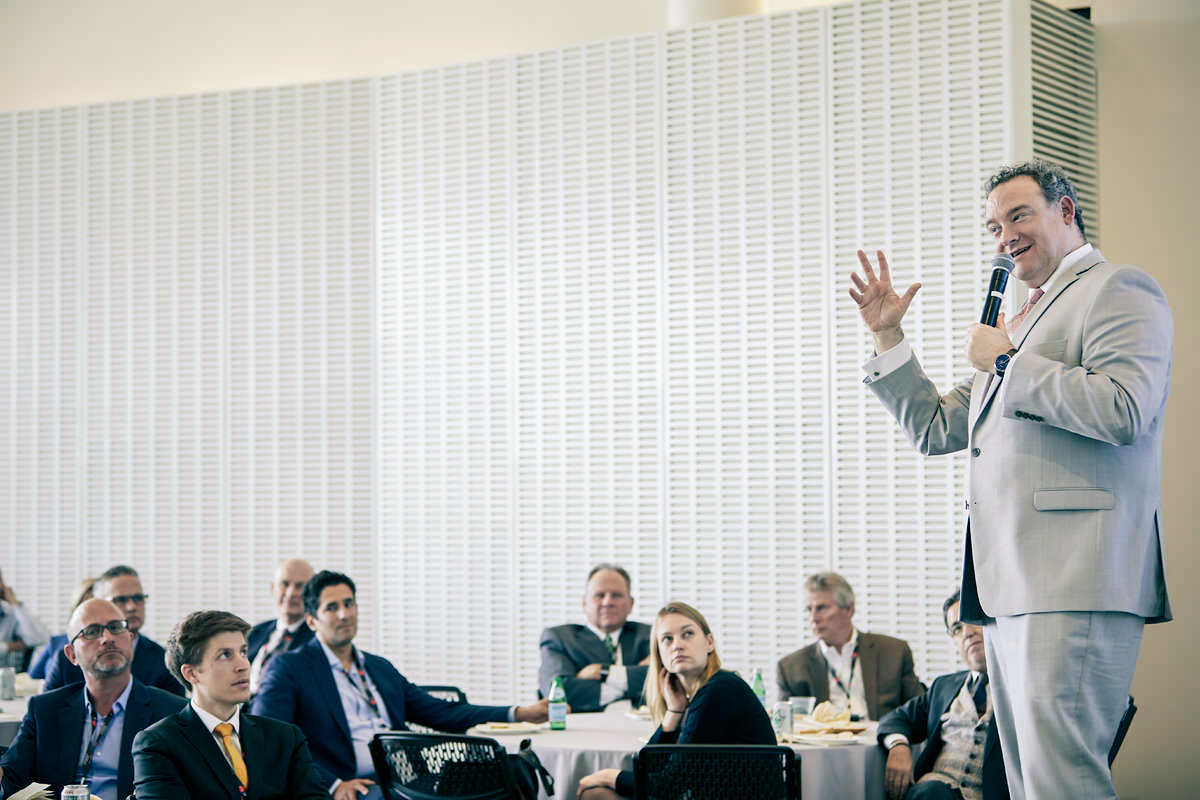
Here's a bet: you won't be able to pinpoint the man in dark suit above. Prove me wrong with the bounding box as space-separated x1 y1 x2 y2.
538 563 652 711
776 572 924 720
0 598 184 800
43 564 185 696
251 570 550 800
247 558 315 693
132 610 327 799
877 591 1007 800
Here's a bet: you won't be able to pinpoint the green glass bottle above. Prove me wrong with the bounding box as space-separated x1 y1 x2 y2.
548 675 567 730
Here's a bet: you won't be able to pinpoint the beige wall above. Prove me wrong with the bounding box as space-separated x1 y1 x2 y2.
1089 3 1200 797
2 0 1196 795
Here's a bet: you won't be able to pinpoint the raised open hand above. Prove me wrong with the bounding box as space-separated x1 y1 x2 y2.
848 250 921 351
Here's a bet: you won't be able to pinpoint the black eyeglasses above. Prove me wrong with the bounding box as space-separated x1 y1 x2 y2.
110 593 149 605
70 619 130 644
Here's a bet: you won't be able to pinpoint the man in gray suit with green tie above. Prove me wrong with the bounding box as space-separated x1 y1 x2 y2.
538 564 651 712
848 159 1172 800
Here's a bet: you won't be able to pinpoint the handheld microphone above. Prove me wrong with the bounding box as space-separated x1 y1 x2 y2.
979 254 1014 326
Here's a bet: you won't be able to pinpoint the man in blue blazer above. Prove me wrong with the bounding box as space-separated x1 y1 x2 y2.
851 159 1172 799
42 565 185 696
251 570 550 800
538 564 651 711
246 558 315 693
133 610 328 799
0 598 184 800
877 591 1007 800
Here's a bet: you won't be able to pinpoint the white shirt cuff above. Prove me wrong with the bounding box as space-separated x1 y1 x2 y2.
883 733 910 750
862 339 912 384
598 666 629 705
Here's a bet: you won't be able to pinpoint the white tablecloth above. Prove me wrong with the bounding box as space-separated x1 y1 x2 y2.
473 701 887 800
0 694 30 746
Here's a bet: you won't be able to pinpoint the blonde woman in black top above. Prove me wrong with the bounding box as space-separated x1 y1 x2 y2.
577 601 775 799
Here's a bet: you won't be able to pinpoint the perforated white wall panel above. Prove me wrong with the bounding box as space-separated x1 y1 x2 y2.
1 0 1091 705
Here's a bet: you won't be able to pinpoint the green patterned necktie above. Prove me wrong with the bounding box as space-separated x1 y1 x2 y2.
604 634 616 662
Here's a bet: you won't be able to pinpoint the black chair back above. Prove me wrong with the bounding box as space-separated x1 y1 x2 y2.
370 731 519 800
418 685 469 704
632 744 799 800
1108 695 1137 766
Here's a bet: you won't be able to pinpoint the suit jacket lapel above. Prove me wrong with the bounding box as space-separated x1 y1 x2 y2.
240 712 266 800
918 673 970 774
1009 251 1102 349
617 624 638 665
178 705 241 799
53 689 87 785
805 646 829 701
858 636 878 718
118 680 149 797
974 250 1105 425
312 643 355 743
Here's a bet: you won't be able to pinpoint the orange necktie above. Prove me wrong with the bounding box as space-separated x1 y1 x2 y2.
214 722 249 787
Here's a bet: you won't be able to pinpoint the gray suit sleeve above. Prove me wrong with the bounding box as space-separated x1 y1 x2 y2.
866 354 973 457
537 627 602 712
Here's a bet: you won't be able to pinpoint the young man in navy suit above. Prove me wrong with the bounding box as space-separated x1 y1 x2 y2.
0 598 184 800
132 610 328 799
252 570 551 800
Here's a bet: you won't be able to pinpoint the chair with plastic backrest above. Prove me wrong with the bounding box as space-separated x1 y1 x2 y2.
370 731 520 800
419 685 469 704
408 686 470 733
632 744 799 800
1108 695 1137 766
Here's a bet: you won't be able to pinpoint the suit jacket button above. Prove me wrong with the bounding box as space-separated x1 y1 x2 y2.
971 447 981 457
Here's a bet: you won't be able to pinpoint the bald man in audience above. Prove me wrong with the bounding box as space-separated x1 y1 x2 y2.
777 571 924 720
43 565 185 696
247 559 315 693
0 598 184 800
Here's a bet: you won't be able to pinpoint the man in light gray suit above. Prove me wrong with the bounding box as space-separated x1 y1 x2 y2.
848 159 1172 800
538 564 651 712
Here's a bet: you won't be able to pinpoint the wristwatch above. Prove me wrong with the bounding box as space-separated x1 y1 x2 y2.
994 347 1018 377
599 666 610 683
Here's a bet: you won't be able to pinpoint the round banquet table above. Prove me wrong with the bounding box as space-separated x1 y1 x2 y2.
472 700 887 800
0 694 30 746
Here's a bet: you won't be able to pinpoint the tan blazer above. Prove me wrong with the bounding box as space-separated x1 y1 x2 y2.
775 631 925 720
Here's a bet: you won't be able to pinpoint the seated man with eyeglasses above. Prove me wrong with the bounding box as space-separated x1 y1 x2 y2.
0 598 185 800
42 565 186 696
876 590 1007 800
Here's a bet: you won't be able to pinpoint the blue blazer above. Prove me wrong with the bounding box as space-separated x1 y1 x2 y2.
538 621 651 711
0 678 185 799
246 619 315 663
42 634 186 696
876 670 1008 800
249 638 510 786
133 704 328 800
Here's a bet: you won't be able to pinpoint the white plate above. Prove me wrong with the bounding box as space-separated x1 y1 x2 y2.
474 721 543 735
792 733 862 747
